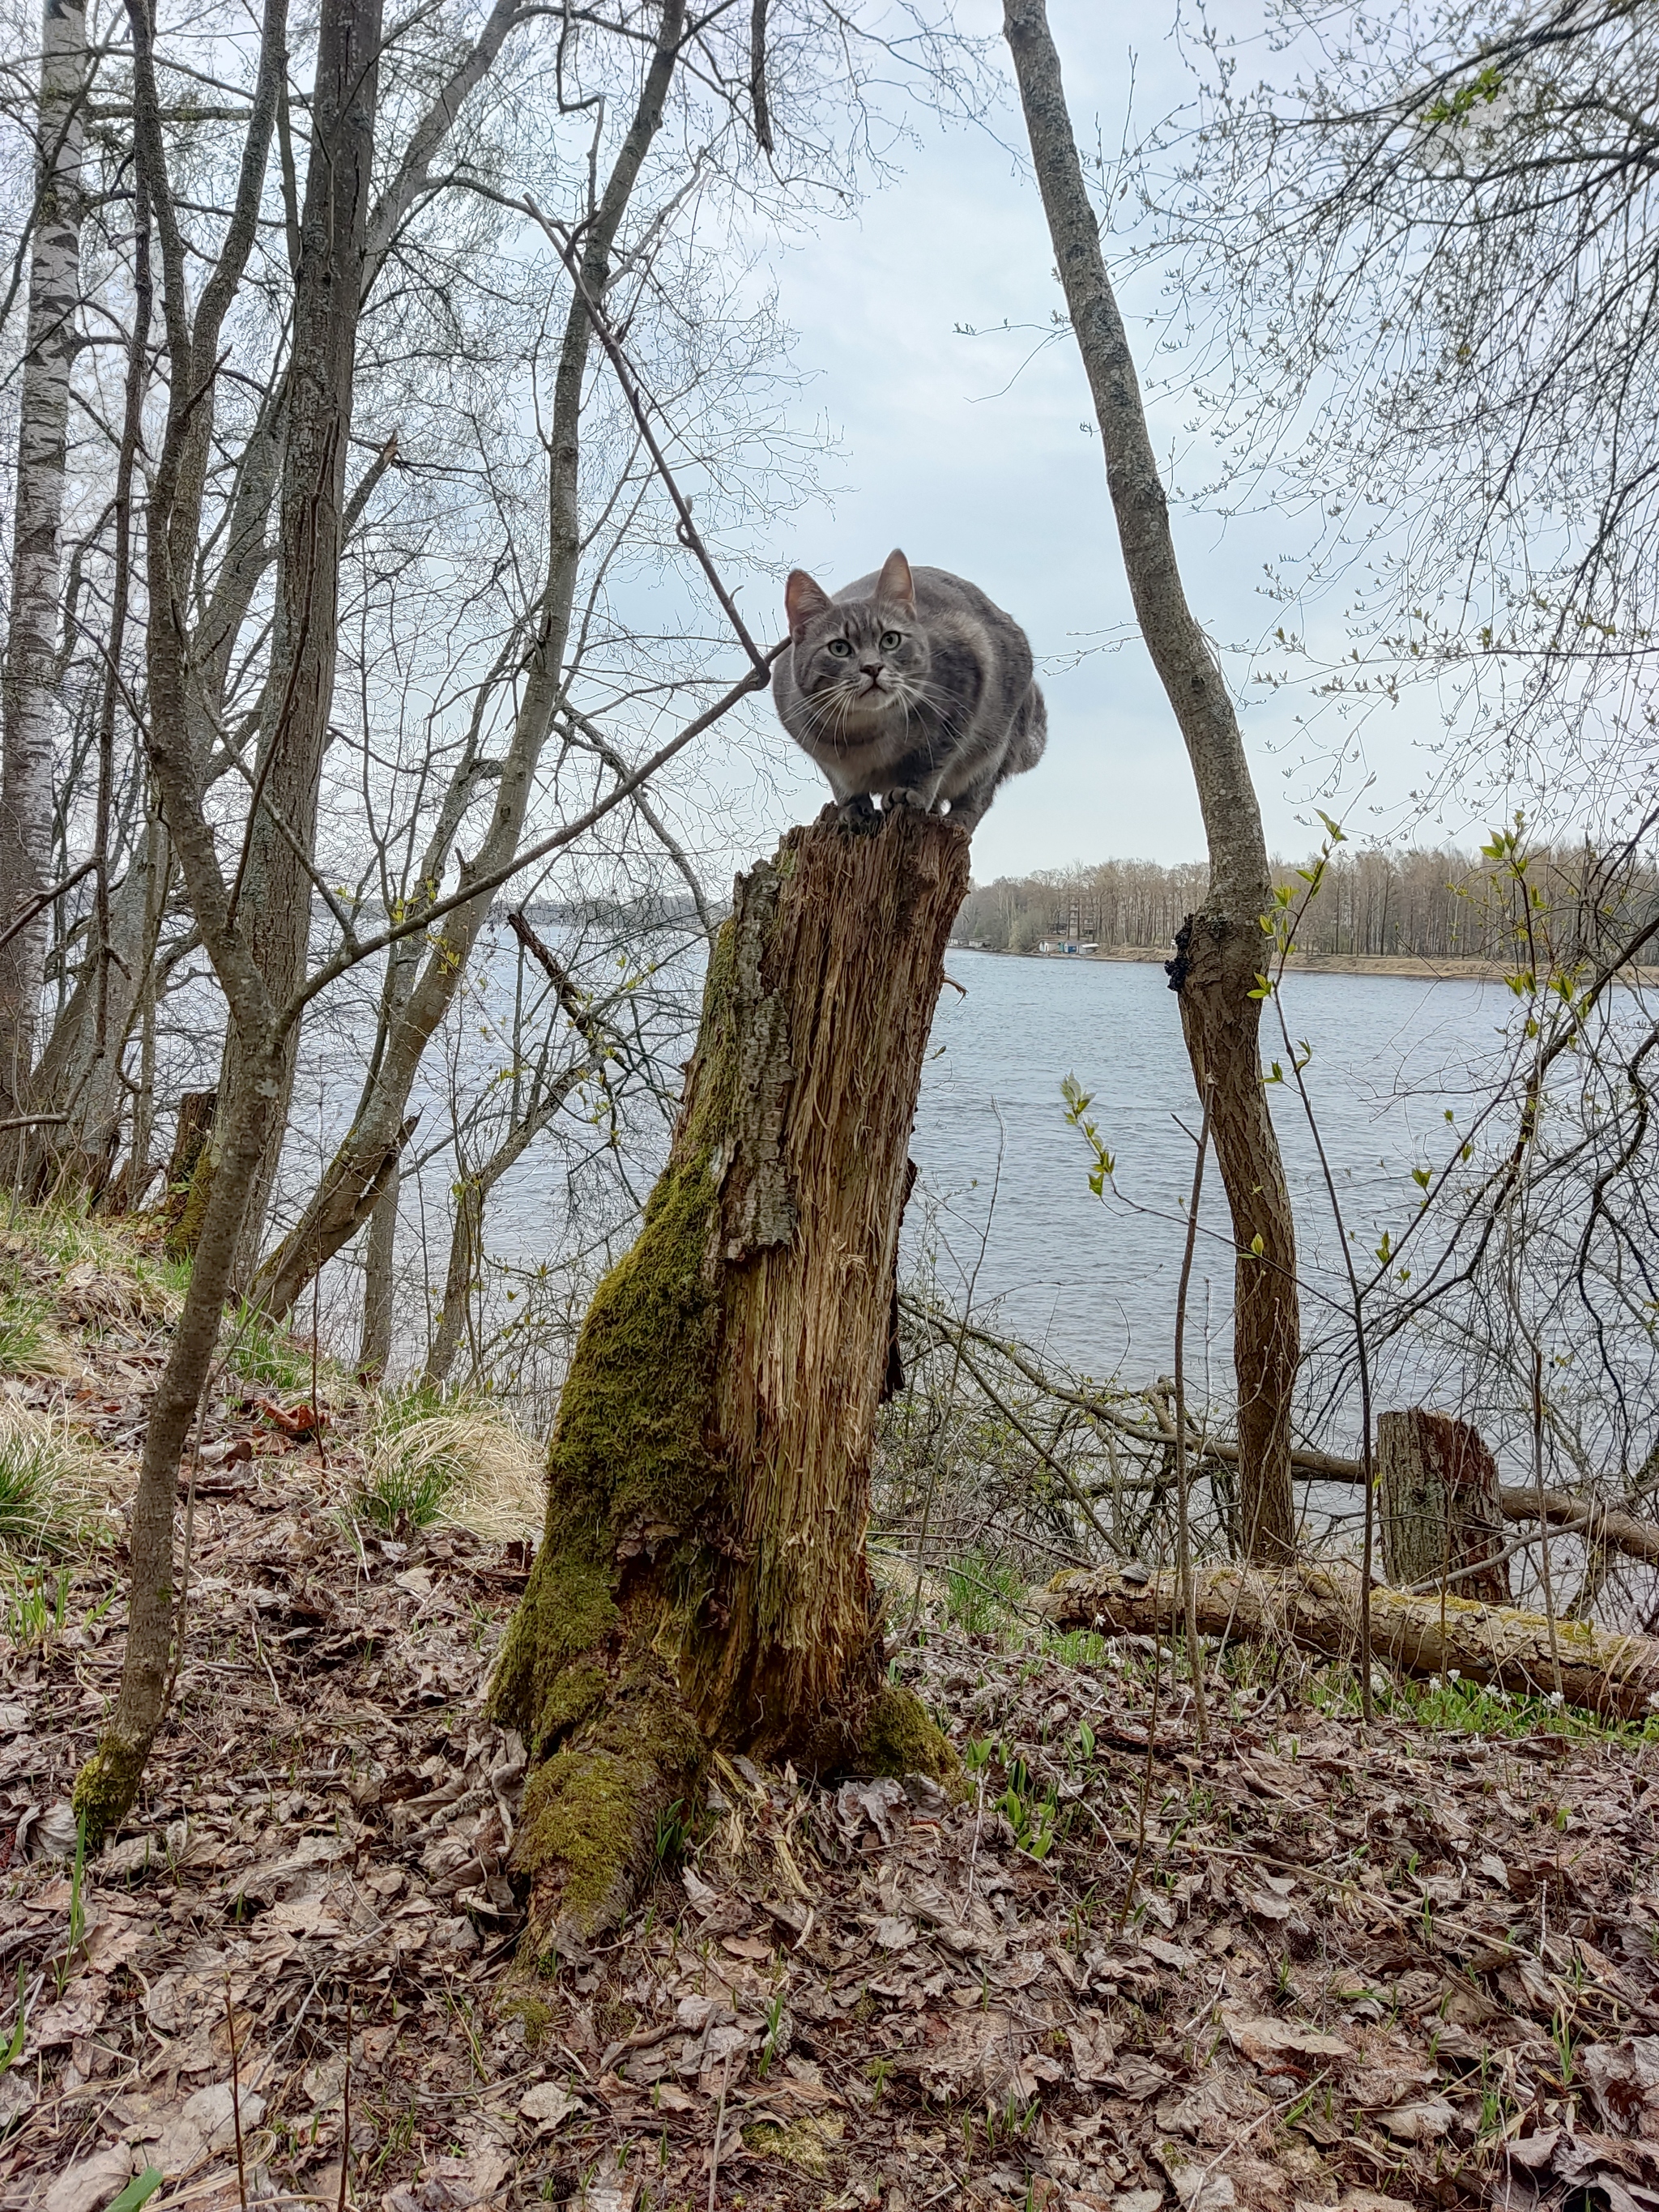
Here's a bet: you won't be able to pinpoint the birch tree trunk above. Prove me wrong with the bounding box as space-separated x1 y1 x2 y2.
489 809 965 1952
1003 0 1299 1563
0 0 88 1138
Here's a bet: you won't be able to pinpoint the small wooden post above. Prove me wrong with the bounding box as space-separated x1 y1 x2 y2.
1377 1408 1510 1603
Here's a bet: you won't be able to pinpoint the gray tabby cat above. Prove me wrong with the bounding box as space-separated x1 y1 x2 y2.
774 549 1046 831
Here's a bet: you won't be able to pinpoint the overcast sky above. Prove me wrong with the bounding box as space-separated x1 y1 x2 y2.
744 0 1456 880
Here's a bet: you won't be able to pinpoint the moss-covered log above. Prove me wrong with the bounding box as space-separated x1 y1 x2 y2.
490 807 968 1950
1032 1560 1659 1720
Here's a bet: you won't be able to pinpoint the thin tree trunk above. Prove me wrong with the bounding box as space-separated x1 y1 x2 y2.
0 0 88 1147
424 1171 484 1390
198 0 383 1284
1032 1558 1659 1723
356 1164 398 1379
74 1048 282 1838
249 1 687 1322
71 0 289 1845
1003 0 1299 1564
489 809 966 1950
422 1055 590 1387
121 856 162 1211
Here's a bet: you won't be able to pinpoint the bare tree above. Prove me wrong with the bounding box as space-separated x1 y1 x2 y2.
1142 0 1659 822
0 0 88 1136
69 0 777 1838
188 0 386 1277
1003 0 1299 1562
246 0 695 1322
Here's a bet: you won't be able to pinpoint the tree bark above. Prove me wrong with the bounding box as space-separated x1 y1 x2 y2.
160 1089 217 1255
489 808 966 1952
70 0 290 1845
356 1165 399 1379
0 0 88 1143
74 1046 284 1839
248 0 687 1323
1378 1407 1510 1603
1003 0 1299 1564
424 1168 484 1390
197 0 382 1283
1032 1561 1659 1723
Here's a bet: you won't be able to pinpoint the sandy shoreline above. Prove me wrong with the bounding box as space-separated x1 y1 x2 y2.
953 943 1659 984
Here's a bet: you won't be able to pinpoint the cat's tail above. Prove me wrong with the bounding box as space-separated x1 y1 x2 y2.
1008 682 1047 777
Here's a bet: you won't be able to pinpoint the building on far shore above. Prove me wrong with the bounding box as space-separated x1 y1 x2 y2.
1037 939 1098 957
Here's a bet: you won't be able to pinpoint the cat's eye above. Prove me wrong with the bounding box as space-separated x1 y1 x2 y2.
880 630 902 650
826 638 853 657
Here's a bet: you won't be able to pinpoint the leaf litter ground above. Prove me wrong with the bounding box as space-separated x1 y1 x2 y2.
6 1252 1659 2212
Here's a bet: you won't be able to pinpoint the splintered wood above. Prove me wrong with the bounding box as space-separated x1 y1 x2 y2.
705 808 971 1742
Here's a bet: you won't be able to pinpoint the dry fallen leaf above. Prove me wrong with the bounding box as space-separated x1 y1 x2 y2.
1376 2096 1456 2143
518 2081 586 2131
1225 2016 1352 2069
41 2144 134 2212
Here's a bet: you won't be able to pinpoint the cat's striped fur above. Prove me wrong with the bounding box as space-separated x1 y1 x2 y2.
773 549 1046 832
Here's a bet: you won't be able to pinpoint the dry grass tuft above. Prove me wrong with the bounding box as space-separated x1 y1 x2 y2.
356 1396 544 1541
0 1399 124 1555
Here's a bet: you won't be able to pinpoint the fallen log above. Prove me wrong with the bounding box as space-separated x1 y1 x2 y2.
1031 1561 1659 1721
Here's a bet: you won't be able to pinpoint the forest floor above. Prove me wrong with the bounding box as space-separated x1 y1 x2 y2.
6 1215 1659 2212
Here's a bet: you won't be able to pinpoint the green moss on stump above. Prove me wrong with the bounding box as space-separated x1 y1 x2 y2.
488 1154 726 1755
858 1681 958 1784
166 1151 212 1263
72 1732 147 1849
543 1157 723 1541
510 1660 706 1946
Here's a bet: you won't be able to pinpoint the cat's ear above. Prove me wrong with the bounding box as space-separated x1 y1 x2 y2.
785 569 833 637
877 548 916 614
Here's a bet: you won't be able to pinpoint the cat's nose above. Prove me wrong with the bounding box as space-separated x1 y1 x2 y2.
861 662 883 678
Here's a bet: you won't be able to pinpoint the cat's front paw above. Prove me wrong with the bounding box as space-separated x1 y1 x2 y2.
836 792 880 832
882 786 932 813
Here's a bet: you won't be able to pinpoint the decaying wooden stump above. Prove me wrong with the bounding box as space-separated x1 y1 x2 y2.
1378 1407 1511 1603
489 808 970 1952
160 1089 217 1258
1032 1562 1659 1720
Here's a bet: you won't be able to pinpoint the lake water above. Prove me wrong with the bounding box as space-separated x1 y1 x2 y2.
318 931 1514 1426
909 950 1512 1401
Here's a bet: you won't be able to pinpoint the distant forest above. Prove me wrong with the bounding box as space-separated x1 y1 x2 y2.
956 845 1659 962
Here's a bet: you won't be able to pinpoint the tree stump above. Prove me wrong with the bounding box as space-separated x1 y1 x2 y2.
489 808 970 1953
160 1089 217 1258
1377 1407 1511 1603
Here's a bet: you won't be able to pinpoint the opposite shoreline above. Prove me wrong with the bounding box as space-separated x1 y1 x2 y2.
951 944 1659 985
